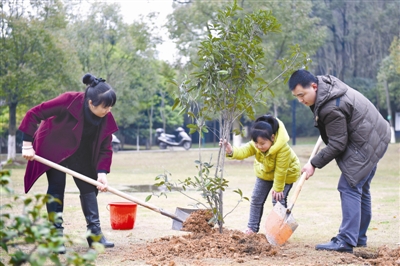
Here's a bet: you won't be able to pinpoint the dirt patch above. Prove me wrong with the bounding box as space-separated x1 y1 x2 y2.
354 245 400 265
114 240 400 266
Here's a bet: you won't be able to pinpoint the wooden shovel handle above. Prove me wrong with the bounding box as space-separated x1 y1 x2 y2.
33 155 183 222
287 136 323 211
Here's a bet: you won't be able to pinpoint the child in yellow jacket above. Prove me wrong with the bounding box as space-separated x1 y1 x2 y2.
220 115 300 234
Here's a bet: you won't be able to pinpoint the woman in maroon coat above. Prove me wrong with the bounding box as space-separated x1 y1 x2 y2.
19 73 118 252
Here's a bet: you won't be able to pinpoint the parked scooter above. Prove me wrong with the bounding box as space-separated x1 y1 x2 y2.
112 134 121 152
155 127 192 150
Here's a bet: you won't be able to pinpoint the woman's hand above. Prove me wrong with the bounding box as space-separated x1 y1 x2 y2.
272 190 284 202
22 142 35 161
219 139 233 155
97 173 108 192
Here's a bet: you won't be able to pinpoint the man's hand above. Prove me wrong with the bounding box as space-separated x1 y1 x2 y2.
302 162 316 180
97 173 108 192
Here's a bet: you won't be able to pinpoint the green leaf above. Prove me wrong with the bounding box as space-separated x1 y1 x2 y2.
172 98 180 110
145 195 152 202
167 79 178 86
187 123 197 128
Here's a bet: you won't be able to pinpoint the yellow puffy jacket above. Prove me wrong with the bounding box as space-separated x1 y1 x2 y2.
229 119 300 192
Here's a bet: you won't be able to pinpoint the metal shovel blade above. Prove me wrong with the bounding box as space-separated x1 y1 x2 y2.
265 202 298 246
172 207 199 230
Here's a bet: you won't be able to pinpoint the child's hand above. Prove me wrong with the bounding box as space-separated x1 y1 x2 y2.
219 139 233 155
272 190 284 202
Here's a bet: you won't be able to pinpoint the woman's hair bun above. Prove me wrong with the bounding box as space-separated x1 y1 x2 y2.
82 73 95 85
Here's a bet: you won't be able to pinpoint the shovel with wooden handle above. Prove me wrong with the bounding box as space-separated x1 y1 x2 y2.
33 155 187 229
265 136 323 246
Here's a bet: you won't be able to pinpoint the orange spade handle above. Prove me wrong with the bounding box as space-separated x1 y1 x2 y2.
287 136 323 212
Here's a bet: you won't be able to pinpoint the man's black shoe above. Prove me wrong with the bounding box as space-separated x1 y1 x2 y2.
315 237 353 253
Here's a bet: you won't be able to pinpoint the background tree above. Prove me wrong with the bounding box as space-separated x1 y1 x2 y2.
157 61 183 132
311 0 400 81
240 0 325 115
113 19 162 148
167 0 223 61
377 37 400 143
66 4 168 148
0 0 81 161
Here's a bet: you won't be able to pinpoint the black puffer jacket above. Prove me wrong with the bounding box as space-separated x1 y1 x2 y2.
310 75 390 187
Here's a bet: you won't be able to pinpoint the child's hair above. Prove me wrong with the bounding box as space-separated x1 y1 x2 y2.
83 73 117 108
251 115 279 142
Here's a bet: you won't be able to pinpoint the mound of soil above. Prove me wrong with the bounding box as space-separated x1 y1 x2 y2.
181 209 214 233
133 229 277 265
127 210 277 265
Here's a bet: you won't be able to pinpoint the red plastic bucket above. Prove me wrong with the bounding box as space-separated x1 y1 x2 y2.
107 202 137 230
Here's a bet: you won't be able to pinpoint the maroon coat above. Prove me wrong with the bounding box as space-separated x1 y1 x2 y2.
18 92 118 193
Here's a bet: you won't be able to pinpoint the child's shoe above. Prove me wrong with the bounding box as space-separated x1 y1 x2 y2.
243 227 255 235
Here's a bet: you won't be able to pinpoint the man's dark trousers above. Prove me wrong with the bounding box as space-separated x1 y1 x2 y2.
337 166 377 246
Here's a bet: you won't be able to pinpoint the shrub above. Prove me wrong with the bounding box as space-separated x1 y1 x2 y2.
0 170 98 266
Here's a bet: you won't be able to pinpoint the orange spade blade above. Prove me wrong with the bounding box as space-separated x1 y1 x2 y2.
265 202 298 246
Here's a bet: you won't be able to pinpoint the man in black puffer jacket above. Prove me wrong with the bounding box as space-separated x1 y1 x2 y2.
288 69 390 253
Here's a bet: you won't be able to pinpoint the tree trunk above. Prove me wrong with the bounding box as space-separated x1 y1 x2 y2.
136 126 140 151
352 5 360 77
213 120 217 147
218 117 231 233
339 4 348 81
160 91 166 131
273 102 278 117
383 78 396 143
8 102 17 160
149 105 154 148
